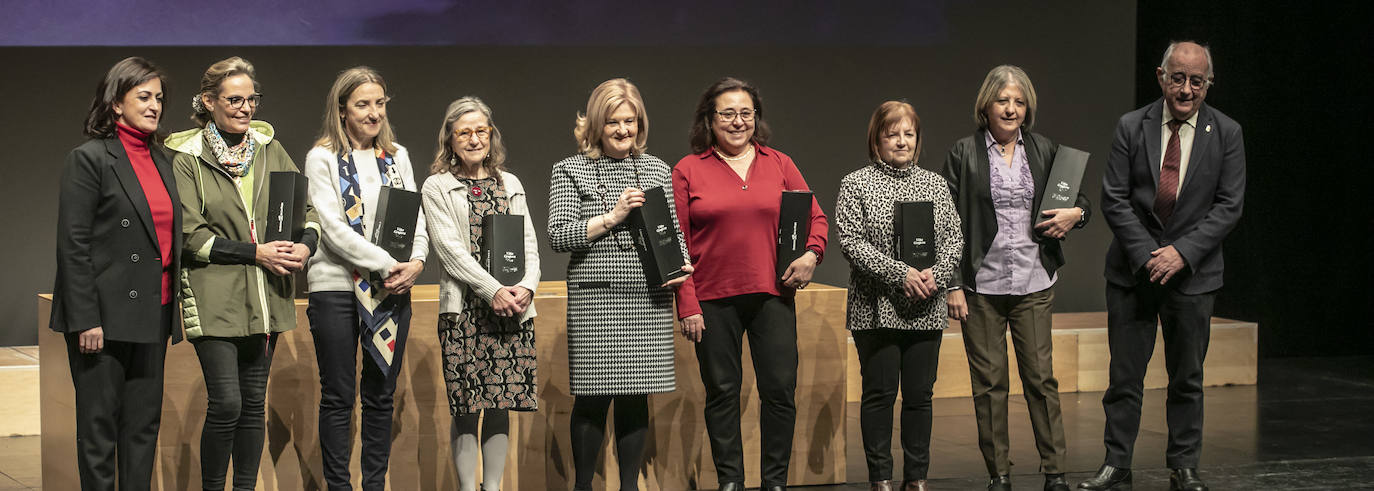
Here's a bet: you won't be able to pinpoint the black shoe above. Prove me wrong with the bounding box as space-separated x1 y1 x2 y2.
1077 464 1132 490
988 475 1012 491
717 483 744 491
1045 473 1071 491
1169 468 1208 491
764 486 786 491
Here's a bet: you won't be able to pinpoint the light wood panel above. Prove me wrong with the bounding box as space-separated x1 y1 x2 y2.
40 282 850 490
846 314 1258 402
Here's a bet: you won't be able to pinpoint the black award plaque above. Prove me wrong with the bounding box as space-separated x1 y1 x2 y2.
480 214 525 286
776 190 814 278
627 186 687 287
894 201 936 269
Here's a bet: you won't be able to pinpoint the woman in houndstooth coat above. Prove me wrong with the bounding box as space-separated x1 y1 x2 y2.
547 78 692 491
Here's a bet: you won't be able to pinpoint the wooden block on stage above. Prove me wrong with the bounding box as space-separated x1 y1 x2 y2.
932 333 972 398
1203 321 1260 386
1076 328 1111 392
850 312 1256 401
42 282 850 490
0 347 40 437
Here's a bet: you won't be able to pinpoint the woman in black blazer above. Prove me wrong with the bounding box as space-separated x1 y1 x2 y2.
940 65 1090 491
51 56 182 490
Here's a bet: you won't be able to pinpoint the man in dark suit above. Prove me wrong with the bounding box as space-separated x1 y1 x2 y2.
1079 41 1245 491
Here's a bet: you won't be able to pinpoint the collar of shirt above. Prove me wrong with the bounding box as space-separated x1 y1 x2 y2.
984 129 1024 151
695 142 771 162
1161 104 1200 129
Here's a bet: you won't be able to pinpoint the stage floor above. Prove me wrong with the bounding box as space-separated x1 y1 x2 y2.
14 356 1374 490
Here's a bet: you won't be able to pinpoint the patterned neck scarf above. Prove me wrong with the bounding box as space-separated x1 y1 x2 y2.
203 122 258 177
337 147 408 379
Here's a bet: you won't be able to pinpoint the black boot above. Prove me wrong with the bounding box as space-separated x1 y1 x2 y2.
987 475 1011 491
1077 464 1131 490
1169 468 1208 491
1045 473 1070 491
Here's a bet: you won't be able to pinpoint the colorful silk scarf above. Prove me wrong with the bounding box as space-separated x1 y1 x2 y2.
337 148 408 378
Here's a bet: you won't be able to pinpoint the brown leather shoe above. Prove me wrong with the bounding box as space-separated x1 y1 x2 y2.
870 480 894 491
902 480 929 491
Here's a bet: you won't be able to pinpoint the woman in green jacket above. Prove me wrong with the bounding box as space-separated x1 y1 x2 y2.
168 56 319 491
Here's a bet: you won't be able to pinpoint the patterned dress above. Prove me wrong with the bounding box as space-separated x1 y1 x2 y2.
439 176 538 415
547 154 687 396
834 161 964 331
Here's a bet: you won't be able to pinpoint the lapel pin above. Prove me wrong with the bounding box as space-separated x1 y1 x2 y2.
1205 124 1212 133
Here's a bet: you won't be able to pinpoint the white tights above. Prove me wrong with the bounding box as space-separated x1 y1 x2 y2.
451 409 510 491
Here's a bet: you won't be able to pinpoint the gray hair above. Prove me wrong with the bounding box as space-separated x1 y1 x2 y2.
972 64 1038 131
1159 41 1215 86
430 96 508 178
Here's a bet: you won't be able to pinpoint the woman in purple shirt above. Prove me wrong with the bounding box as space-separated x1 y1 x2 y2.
939 65 1092 491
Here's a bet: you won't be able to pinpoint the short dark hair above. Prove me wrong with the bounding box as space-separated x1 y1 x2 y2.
688 77 771 154
83 57 166 139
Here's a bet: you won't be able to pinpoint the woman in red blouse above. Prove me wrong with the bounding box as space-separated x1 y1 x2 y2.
51 57 182 490
672 77 828 491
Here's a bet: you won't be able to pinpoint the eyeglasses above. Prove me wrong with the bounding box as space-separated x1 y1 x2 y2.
221 94 262 110
714 109 757 122
454 126 492 141
1166 72 1211 90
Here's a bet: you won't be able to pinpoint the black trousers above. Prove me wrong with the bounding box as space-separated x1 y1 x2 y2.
696 293 798 487
66 305 170 491
306 291 411 491
1103 283 1214 469
192 334 278 491
852 328 942 483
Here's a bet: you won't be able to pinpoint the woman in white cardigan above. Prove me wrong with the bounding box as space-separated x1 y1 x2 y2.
421 96 541 491
303 66 428 490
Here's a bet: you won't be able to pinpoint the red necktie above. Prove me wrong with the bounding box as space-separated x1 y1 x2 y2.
1154 119 1183 223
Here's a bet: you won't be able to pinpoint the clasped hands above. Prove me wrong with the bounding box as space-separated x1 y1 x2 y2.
903 267 938 300
1145 244 1185 284
256 240 310 276
490 285 534 318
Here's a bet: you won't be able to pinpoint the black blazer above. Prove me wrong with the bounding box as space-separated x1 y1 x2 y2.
941 129 1093 291
1101 99 1245 294
51 138 183 344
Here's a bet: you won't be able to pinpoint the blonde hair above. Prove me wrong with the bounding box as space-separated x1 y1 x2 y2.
429 96 508 179
866 100 922 163
314 66 398 155
972 64 1038 131
573 78 648 159
192 56 258 127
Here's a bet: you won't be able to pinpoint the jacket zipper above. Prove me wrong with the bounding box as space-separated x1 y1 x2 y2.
202 153 273 336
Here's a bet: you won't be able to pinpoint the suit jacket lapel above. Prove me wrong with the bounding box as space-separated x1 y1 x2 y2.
972 128 995 227
153 145 182 268
105 139 159 248
1143 99 1163 188
1179 104 1214 197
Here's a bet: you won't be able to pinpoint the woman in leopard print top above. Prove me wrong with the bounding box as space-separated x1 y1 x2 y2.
835 101 962 491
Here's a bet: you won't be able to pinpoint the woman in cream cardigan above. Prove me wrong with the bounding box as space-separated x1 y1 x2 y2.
421 96 540 491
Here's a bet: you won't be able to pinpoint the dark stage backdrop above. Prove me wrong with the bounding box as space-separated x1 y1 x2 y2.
0 2 1136 346
1135 2 1374 357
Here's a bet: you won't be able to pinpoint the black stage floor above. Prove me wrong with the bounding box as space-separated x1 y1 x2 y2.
794 356 1374 491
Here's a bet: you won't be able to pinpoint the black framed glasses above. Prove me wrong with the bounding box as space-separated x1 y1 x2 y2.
714 109 757 122
221 94 263 110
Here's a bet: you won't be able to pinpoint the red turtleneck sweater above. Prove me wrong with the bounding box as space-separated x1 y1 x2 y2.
116 122 175 304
